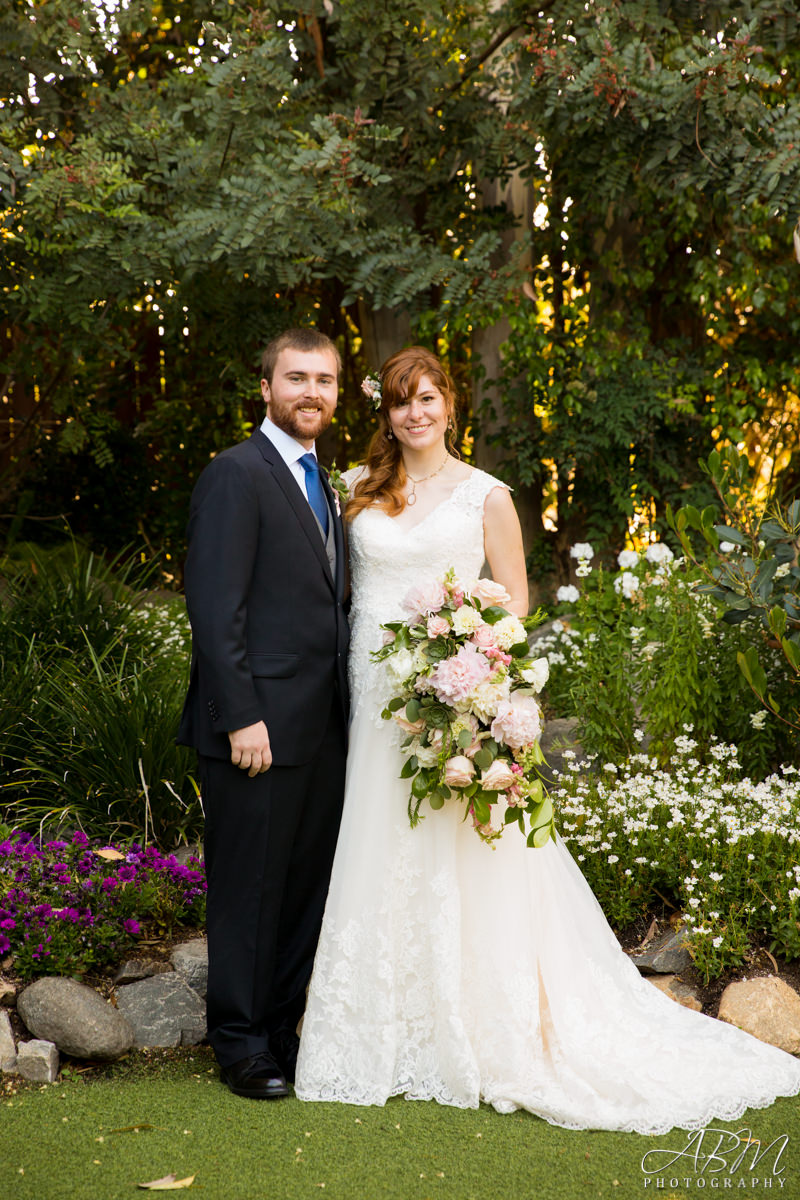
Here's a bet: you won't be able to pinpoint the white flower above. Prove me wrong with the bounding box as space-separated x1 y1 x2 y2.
750 710 768 730
493 615 527 650
712 936 724 948
570 542 594 561
633 728 645 742
551 620 564 634
775 563 791 580
452 605 484 637
607 854 619 864
617 549 639 570
520 657 550 693
385 648 417 688
556 584 580 604
470 676 511 723
719 541 738 554
613 571 639 598
645 542 674 566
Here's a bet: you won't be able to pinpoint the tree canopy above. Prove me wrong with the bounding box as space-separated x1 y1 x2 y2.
2 0 799 580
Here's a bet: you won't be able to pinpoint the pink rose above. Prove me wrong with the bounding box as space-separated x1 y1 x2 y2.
402 579 448 621
490 695 542 750
469 578 511 609
471 623 497 650
429 728 444 752
382 629 396 646
430 643 492 705
443 755 475 788
393 713 426 735
479 759 516 791
427 615 450 638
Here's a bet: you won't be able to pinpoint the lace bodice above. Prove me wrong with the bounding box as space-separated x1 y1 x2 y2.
344 468 508 717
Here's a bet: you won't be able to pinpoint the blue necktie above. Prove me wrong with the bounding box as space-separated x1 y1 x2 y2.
298 453 329 537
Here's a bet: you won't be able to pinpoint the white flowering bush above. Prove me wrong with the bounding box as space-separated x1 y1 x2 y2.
543 540 794 775
555 733 800 980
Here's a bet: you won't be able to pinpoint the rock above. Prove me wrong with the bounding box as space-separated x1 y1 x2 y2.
538 717 589 783
630 928 693 975
647 974 702 1012
718 976 800 1055
172 844 203 866
113 959 175 986
115 973 207 1048
0 976 16 1006
17 977 135 1061
0 1008 16 1071
171 939 208 998
16 1039 59 1083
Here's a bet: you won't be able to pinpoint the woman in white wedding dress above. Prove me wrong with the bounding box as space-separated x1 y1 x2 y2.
295 347 800 1132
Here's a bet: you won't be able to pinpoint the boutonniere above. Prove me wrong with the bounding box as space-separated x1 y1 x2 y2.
325 463 350 516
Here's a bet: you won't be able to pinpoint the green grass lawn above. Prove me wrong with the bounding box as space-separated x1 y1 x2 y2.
1 1048 798 1200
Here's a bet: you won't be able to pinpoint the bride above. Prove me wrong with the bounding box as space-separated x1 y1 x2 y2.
295 346 800 1132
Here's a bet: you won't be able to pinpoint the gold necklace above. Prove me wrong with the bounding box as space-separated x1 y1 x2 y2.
405 453 450 507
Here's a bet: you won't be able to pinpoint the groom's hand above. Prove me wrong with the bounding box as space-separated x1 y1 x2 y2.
229 722 272 776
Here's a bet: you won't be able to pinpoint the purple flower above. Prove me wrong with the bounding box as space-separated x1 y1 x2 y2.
0 935 10 954
117 864 137 882
54 907 80 924
0 918 16 931
100 877 118 892
71 831 89 848
123 918 141 935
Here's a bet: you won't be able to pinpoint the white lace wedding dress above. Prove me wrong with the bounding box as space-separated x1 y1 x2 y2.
295 468 800 1132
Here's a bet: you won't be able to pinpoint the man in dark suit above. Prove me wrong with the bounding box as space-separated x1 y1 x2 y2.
178 328 349 1099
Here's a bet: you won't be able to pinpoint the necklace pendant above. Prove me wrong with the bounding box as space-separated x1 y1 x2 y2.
407 492 417 506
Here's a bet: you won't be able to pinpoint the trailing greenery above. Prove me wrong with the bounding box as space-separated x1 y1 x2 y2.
0 542 198 847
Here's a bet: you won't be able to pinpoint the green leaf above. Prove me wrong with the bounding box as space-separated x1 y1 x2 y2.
429 791 445 810
473 747 496 771
713 525 748 547
387 696 405 712
479 605 510 626
406 698 421 723
457 728 473 750
400 755 419 778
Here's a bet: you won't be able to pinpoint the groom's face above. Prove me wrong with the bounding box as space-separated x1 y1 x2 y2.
261 348 339 449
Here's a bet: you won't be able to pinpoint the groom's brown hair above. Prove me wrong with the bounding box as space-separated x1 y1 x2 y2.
260 328 342 384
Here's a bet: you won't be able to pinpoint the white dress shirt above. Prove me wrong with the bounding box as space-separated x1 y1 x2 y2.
260 415 316 504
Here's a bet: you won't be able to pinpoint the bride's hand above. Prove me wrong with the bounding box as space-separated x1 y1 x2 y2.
229 721 272 776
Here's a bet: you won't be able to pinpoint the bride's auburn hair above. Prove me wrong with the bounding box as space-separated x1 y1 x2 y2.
347 346 459 522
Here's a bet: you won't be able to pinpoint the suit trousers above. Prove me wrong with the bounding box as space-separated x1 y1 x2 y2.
198 697 346 1067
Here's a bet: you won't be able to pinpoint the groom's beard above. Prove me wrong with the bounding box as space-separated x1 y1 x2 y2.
269 401 335 444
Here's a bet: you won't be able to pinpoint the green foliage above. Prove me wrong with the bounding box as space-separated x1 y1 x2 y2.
668 446 800 733
0 542 198 846
538 541 796 776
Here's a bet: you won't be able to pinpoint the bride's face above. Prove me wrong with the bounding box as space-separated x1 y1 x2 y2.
388 374 449 453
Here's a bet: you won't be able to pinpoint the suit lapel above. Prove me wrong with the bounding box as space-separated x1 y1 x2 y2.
251 431 335 590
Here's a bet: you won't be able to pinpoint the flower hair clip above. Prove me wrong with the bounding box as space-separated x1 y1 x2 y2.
361 373 383 411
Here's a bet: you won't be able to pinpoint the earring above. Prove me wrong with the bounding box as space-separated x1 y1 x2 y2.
386 429 393 440
447 419 456 435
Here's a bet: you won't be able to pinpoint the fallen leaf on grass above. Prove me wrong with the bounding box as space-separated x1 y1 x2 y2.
109 1123 159 1134
94 847 126 861
137 1174 196 1190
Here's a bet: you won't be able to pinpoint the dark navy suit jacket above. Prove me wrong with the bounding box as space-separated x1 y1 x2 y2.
177 429 349 765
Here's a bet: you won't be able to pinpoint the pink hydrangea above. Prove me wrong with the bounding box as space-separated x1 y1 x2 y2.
430 643 492 705
490 695 542 750
402 579 447 621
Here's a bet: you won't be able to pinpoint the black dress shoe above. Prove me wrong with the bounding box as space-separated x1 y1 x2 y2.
270 1030 300 1084
220 1052 289 1099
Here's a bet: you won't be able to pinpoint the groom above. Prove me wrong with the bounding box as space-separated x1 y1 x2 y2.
178 328 349 1099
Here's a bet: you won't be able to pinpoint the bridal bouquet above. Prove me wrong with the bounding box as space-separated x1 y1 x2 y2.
371 569 555 847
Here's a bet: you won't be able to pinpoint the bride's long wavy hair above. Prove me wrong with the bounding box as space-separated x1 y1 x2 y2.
347 347 460 522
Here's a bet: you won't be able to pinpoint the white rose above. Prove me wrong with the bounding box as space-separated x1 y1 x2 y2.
617 549 639 570
570 542 594 561
645 542 674 565
520 656 549 693
613 571 639 599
